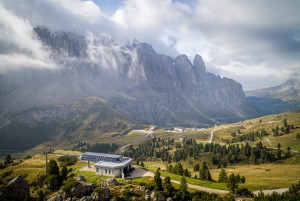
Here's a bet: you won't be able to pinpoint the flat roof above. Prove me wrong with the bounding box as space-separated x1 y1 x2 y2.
95 158 132 169
82 152 122 159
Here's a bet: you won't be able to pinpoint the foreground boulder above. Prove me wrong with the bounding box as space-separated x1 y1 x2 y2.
91 186 110 201
47 190 66 201
69 183 94 198
151 191 166 201
0 175 30 201
104 178 118 186
48 175 101 201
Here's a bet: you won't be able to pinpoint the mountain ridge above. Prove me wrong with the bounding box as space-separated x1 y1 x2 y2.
245 79 300 101
245 79 300 114
0 26 253 127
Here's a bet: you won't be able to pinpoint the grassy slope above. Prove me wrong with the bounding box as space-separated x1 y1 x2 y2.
1 111 299 193
210 111 300 190
0 150 85 184
0 97 143 153
143 111 300 191
212 111 300 150
143 161 227 190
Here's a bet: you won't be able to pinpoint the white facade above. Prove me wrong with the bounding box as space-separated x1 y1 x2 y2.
94 158 132 177
80 152 132 178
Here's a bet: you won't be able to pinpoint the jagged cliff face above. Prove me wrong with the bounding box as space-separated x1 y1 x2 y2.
0 26 249 127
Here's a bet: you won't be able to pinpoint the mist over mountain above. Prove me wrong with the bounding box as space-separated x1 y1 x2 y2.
0 26 255 129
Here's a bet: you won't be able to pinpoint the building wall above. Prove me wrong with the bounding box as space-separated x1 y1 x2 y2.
94 160 132 177
96 167 123 177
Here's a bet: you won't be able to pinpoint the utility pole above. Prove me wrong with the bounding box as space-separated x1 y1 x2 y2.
43 149 51 174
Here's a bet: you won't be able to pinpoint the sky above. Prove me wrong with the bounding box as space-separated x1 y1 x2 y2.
0 0 299 90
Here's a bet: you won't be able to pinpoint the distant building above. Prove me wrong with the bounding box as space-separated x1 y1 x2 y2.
80 152 132 178
174 127 184 132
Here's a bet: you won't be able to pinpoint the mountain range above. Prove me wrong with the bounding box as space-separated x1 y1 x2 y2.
0 27 253 127
0 26 298 151
245 79 300 114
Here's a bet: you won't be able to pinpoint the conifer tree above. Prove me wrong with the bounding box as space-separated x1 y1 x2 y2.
199 162 212 181
283 118 288 127
218 168 228 182
61 166 68 180
48 159 59 176
227 173 239 193
179 176 188 198
154 169 163 192
163 176 175 197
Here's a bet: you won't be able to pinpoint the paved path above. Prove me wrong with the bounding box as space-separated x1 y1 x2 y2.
253 188 289 195
126 167 154 179
80 166 95 172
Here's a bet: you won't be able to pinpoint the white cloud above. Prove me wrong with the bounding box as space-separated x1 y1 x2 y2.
0 0 299 89
51 0 102 24
0 3 57 73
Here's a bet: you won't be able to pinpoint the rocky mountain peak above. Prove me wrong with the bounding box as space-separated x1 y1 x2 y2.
127 39 156 54
193 54 206 73
0 26 252 128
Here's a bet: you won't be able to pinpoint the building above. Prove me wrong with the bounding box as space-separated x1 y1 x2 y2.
80 152 132 178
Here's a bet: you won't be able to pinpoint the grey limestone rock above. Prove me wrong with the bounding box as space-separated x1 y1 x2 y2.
0 175 30 201
0 26 253 131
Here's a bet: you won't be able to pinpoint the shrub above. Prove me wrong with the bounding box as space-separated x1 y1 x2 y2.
62 177 80 193
145 183 155 191
236 187 254 197
0 170 12 178
44 175 61 191
57 155 78 166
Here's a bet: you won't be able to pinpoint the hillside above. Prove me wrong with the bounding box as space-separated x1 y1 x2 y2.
0 97 142 152
245 79 300 101
245 79 300 114
0 111 299 201
123 110 300 190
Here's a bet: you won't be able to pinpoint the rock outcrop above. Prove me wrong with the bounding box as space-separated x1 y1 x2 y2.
47 175 110 201
0 176 30 201
69 182 94 198
91 186 110 201
103 178 118 187
47 190 66 201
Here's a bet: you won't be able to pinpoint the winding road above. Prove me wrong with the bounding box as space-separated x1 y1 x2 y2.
119 130 152 153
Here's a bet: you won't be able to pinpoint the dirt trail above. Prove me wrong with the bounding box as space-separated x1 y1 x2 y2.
119 130 152 152
208 129 215 143
264 137 274 148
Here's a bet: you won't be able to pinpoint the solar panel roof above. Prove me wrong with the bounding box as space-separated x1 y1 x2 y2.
82 152 121 158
